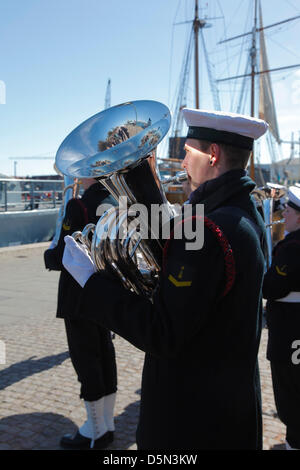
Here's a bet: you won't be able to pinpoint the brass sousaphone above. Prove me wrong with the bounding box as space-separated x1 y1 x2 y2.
55 100 186 299
252 182 286 268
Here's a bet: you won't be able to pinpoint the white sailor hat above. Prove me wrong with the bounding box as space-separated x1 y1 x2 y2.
182 108 269 150
287 186 300 212
266 182 286 190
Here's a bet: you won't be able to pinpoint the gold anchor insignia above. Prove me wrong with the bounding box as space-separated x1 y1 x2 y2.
168 266 192 287
275 265 287 276
62 219 71 231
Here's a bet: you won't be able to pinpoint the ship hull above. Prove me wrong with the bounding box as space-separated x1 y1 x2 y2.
0 208 59 248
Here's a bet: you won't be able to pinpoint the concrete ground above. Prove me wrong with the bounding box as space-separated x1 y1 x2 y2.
0 242 286 450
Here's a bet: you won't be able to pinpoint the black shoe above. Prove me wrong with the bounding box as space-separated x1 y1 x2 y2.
60 430 114 450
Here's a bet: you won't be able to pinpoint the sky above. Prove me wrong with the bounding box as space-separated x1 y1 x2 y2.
0 0 299 177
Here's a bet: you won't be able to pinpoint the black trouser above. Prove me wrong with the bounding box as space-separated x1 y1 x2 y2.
64 316 117 401
271 362 300 448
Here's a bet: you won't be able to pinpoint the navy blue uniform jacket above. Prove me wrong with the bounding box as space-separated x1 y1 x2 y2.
263 228 300 363
76 169 266 449
44 183 114 318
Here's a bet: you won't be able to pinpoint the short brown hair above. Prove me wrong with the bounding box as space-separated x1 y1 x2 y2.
198 140 251 170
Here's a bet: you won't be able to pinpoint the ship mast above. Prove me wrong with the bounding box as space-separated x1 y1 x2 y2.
192 0 222 109
193 0 200 108
249 0 258 179
170 0 221 140
163 1 222 169
218 0 300 181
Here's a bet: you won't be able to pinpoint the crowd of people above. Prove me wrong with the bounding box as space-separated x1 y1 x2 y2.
45 107 300 451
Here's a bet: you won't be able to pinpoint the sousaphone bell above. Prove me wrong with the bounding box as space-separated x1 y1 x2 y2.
55 100 182 299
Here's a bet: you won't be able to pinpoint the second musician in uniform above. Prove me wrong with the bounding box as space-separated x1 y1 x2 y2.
263 185 300 451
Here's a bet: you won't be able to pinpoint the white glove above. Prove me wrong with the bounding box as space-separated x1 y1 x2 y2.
63 235 97 288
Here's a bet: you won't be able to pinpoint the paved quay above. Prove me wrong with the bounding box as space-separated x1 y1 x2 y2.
0 242 286 450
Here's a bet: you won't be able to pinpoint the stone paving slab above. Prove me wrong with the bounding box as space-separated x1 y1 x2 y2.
0 320 143 450
0 243 287 450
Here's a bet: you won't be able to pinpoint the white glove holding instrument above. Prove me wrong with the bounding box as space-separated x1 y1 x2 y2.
63 235 97 288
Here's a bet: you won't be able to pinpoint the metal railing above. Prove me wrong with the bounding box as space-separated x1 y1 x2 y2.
0 178 64 212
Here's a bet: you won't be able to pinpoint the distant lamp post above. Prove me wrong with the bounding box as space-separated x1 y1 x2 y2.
14 161 17 177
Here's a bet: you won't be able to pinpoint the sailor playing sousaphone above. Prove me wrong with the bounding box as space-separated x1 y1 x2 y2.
60 100 270 449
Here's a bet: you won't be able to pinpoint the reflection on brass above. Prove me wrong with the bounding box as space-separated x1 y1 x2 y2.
55 100 170 178
139 129 160 149
272 210 285 244
123 159 134 167
98 121 146 152
92 160 111 168
252 184 287 268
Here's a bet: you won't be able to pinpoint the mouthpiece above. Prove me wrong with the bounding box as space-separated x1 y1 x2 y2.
161 171 187 185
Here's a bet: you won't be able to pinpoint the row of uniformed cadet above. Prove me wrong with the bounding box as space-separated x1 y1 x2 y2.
61 107 299 450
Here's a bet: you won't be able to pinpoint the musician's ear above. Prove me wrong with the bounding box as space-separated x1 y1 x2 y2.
210 143 221 166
